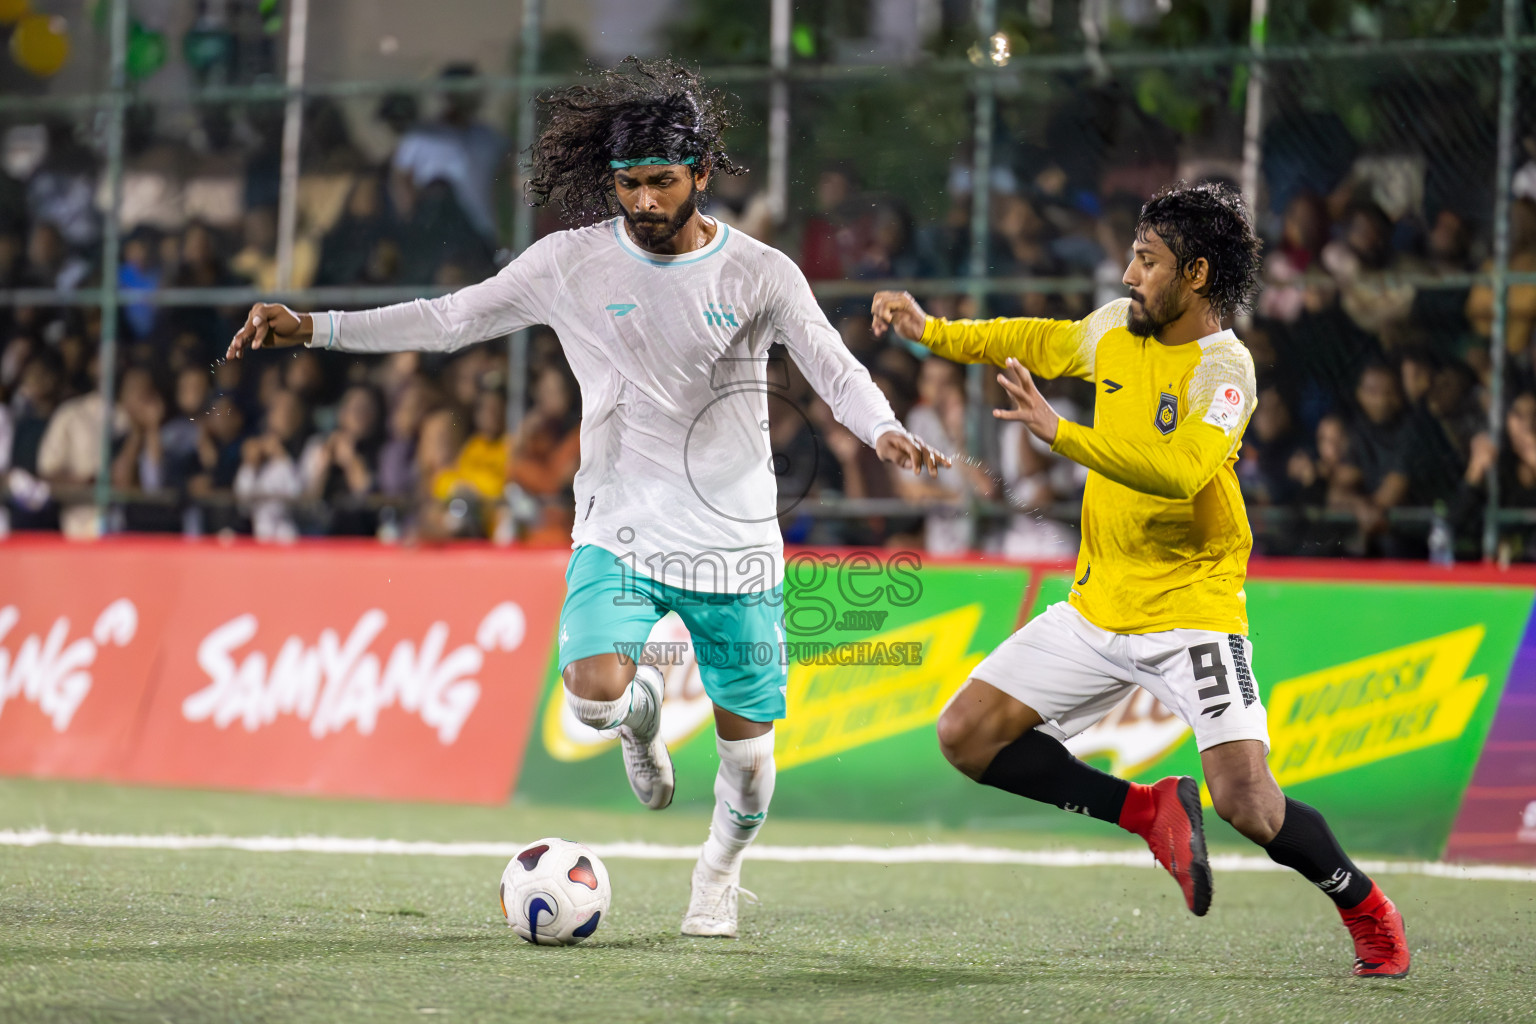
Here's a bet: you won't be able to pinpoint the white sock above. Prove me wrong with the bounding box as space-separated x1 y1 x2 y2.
563 664 660 732
701 730 776 880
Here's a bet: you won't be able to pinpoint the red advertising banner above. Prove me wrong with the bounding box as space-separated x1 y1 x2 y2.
0 539 566 804
0 544 172 779
6 537 1536 856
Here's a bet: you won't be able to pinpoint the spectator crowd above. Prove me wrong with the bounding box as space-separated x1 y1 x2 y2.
3 67 1535 563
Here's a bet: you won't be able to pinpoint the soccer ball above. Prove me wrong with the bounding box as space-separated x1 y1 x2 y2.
499 838 611 946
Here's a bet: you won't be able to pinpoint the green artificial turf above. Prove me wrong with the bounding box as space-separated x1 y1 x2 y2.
0 779 1531 1023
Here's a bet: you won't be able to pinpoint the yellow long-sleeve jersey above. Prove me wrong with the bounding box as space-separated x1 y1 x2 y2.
921 298 1257 635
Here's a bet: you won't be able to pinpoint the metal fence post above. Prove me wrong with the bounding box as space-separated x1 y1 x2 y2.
1484 0 1521 561
93 0 130 536
768 0 792 227
1239 0 1268 225
275 0 311 292
965 0 999 516
507 0 543 439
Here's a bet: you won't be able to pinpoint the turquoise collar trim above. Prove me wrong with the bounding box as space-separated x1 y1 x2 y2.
611 216 730 267
609 156 697 169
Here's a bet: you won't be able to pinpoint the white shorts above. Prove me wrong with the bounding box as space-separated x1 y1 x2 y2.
969 601 1270 753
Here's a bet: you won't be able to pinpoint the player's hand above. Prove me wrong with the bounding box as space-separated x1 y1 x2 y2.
871 290 928 341
227 303 311 361
993 357 1060 445
876 429 951 476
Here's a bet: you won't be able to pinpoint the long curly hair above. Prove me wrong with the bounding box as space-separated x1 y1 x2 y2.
527 57 744 224
1136 181 1264 321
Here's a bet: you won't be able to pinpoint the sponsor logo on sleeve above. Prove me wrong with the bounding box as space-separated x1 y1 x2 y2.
1202 382 1246 434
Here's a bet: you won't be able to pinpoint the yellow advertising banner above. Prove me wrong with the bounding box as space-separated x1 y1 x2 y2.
776 604 986 770
1266 625 1488 788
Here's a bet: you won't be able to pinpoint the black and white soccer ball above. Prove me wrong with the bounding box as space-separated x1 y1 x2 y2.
499 838 611 946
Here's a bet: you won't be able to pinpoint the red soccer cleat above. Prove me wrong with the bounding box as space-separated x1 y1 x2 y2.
1340 883 1410 978
1136 776 1212 916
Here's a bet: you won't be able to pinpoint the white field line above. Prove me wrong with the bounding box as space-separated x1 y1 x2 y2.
1 828 1533 882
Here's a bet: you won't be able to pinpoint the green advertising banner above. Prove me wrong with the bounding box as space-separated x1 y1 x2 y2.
515 557 1531 859
517 556 1031 821
1061 575 1529 857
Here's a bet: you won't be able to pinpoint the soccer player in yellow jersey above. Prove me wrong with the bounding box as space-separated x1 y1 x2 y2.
872 182 1409 979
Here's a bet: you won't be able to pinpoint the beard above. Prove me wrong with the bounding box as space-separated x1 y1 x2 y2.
1127 287 1182 338
621 183 699 249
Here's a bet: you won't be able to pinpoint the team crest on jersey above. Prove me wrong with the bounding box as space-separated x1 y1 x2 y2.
702 302 741 329
1155 392 1178 435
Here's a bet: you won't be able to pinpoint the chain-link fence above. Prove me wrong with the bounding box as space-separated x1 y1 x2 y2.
0 0 1531 562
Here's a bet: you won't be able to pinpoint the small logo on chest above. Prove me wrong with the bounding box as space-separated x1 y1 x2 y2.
703 302 741 329
1155 392 1179 435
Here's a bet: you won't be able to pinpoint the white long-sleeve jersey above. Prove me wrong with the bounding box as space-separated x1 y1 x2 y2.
311 216 905 593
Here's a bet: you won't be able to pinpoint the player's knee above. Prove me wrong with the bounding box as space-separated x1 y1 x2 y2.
935 703 987 776
561 655 629 701
1210 782 1282 843
934 703 965 761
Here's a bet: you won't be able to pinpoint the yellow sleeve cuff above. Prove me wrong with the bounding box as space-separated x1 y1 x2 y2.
920 315 938 344
1050 417 1079 456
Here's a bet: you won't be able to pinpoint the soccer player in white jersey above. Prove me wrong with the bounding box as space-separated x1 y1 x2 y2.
225 59 947 938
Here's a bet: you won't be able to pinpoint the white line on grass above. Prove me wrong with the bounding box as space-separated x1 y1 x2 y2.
1 829 1533 882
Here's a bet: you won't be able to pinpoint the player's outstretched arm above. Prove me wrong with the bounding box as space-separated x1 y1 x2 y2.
227 237 561 360
871 290 1094 381
995 357 1238 500
774 259 948 478
226 303 311 360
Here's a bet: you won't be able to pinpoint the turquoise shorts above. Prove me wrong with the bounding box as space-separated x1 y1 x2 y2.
557 544 788 722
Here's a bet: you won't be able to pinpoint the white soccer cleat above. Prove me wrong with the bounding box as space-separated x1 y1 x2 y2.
617 665 673 810
681 859 758 938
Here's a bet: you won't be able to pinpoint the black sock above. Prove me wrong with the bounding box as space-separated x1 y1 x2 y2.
1263 798 1374 908
978 730 1130 824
